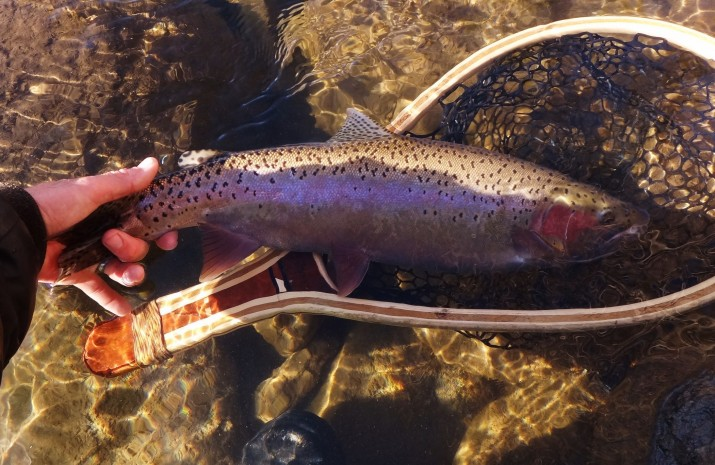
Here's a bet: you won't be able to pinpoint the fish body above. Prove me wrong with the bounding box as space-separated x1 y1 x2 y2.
58 110 648 295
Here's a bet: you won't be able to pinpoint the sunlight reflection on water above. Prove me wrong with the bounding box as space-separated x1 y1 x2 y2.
1 1 714 464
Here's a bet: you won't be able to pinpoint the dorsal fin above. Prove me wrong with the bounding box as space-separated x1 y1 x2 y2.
327 108 394 143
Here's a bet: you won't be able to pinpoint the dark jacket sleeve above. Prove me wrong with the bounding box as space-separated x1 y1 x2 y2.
0 186 47 372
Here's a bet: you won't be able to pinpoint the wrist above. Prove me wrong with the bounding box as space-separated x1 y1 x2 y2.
0 185 48 262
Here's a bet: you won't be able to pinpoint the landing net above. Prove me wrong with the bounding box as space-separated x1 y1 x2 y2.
357 31 715 312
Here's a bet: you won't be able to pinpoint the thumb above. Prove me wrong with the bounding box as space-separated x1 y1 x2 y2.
87 158 159 206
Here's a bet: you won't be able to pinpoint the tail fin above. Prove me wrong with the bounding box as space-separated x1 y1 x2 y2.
55 194 140 281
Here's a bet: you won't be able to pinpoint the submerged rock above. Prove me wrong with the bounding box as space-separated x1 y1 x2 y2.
651 371 715 465
241 410 344 465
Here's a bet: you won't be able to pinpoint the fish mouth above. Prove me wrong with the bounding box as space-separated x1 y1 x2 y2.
599 206 650 248
598 221 648 253
554 220 650 264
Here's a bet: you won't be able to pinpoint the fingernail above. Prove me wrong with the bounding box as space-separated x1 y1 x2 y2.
112 305 131 317
122 266 144 286
137 158 156 170
104 233 123 250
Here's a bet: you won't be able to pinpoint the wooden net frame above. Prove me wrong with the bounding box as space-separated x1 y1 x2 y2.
83 16 715 376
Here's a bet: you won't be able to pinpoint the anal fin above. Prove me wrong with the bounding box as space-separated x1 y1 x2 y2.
199 223 262 281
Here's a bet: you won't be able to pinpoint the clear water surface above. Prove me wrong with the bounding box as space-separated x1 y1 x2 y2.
1 1 714 464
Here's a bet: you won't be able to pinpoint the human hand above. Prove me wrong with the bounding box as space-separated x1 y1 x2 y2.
26 158 179 317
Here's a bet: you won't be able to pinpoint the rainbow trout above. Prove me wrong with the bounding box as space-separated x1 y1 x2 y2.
57 109 648 295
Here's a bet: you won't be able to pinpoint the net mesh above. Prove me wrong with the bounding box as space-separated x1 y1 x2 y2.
354 32 715 315
440 33 715 215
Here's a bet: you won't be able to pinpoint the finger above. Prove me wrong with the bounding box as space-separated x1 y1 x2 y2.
156 231 179 250
38 241 64 283
102 230 150 262
83 157 159 206
102 261 146 287
73 273 133 317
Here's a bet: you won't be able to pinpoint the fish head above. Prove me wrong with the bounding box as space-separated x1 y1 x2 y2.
514 192 649 262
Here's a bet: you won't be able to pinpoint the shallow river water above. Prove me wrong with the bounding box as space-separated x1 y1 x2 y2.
1 1 715 464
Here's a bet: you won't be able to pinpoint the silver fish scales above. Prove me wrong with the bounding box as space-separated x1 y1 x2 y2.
57 109 648 295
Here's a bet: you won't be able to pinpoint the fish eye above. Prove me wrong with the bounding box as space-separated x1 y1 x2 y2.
599 210 616 225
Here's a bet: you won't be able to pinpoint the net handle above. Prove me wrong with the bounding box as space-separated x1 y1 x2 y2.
387 16 715 134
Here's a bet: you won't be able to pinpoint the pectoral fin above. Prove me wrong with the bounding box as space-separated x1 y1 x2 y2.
199 224 262 281
512 226 556 260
